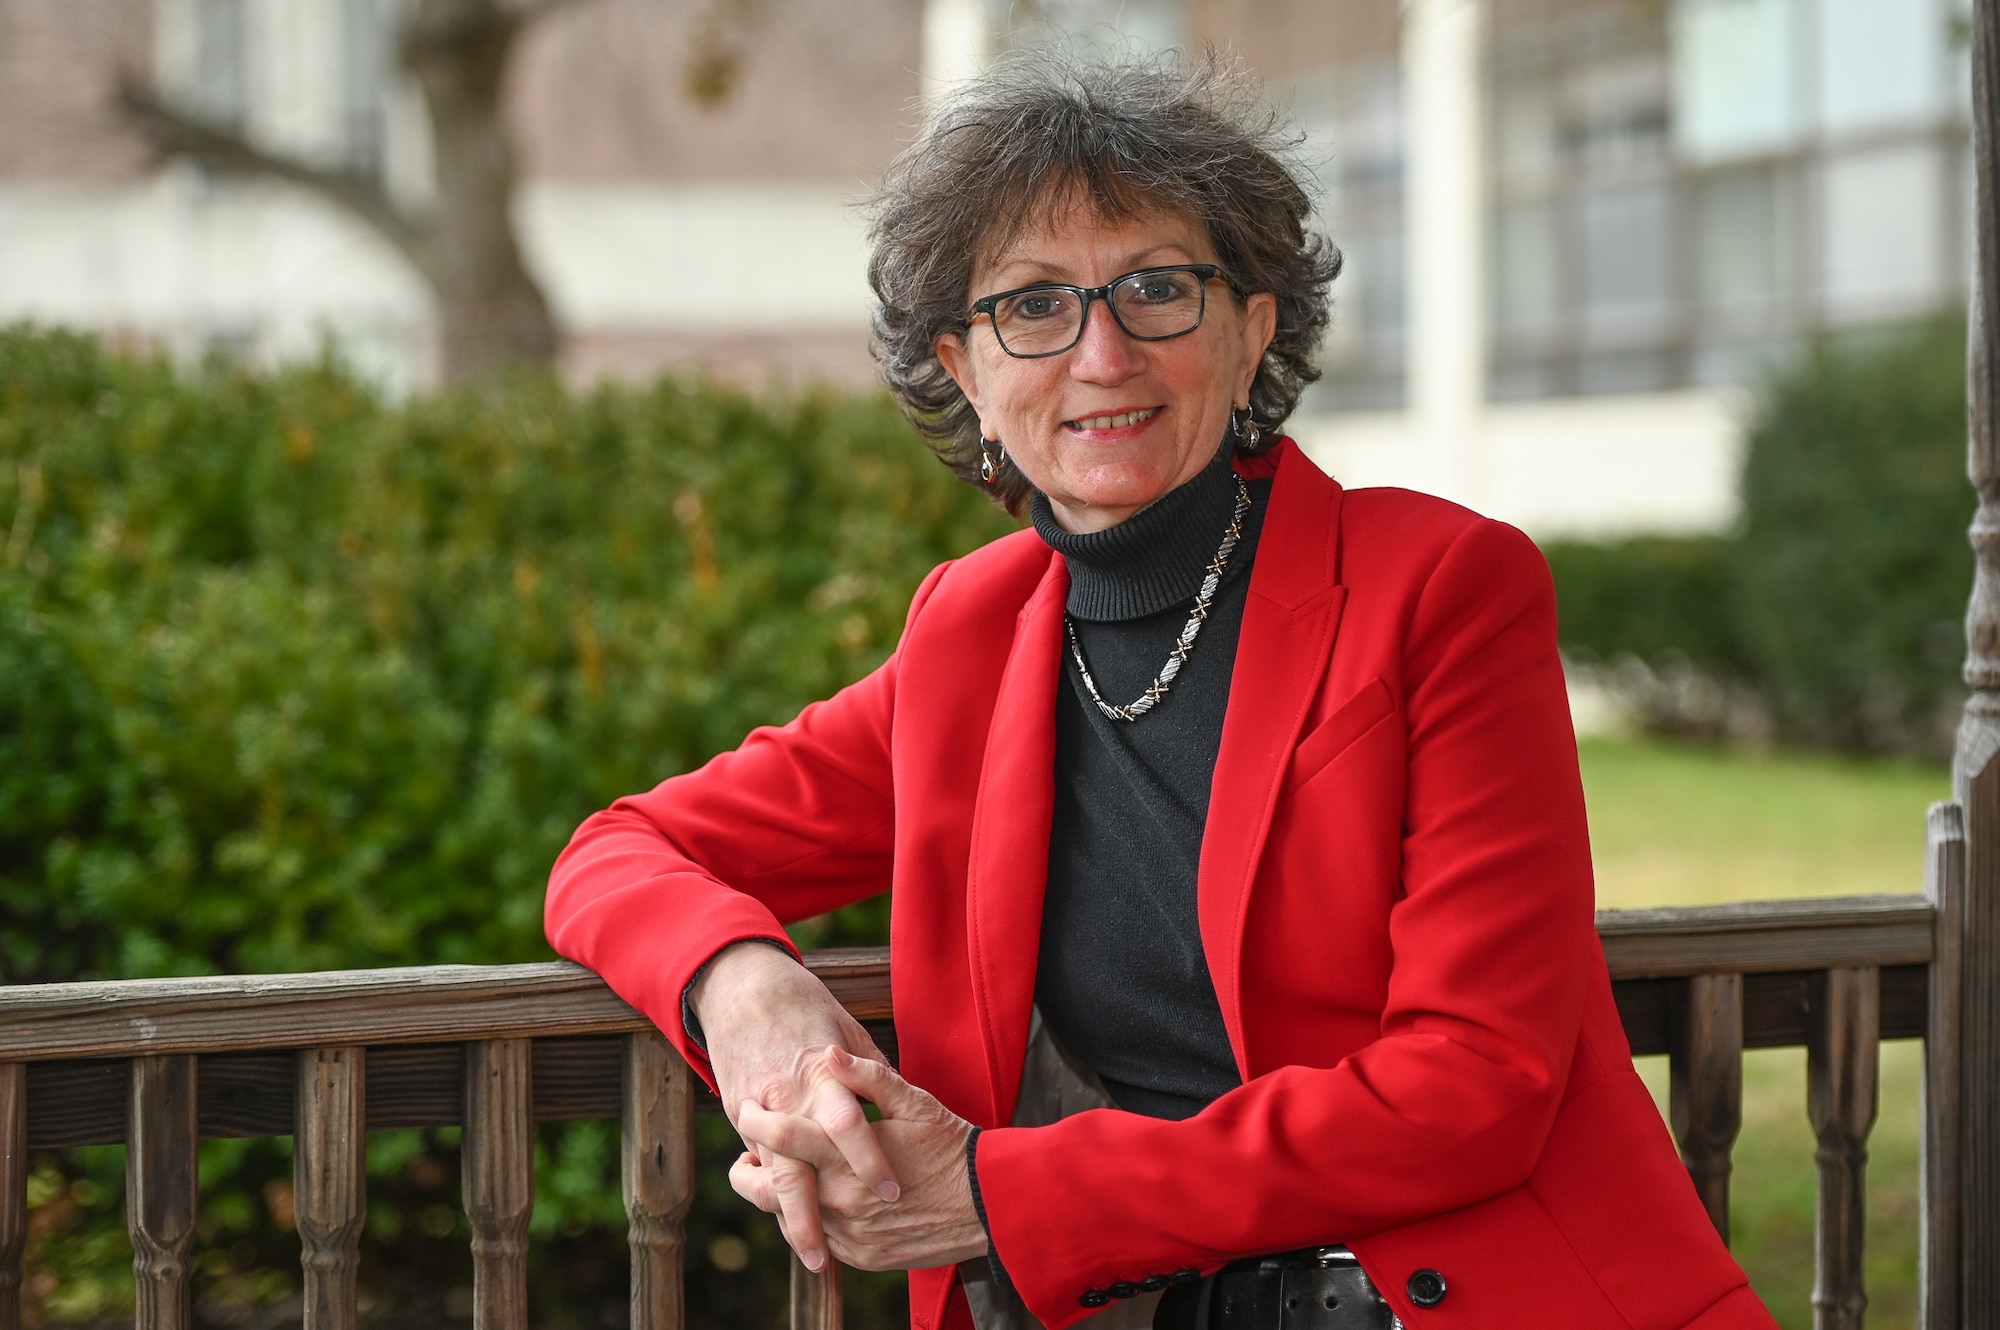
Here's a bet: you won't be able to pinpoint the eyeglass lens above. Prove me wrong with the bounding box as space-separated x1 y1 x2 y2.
989 269 1208 356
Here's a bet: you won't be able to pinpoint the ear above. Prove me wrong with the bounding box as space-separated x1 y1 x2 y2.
934 330 988 429
1236 292 1278 405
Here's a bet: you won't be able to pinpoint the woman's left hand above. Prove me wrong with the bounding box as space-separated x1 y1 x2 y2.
731 1046 990 1271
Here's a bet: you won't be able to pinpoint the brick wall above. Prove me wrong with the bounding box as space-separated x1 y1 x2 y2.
511 0 925 185
0 0 155 181
1192 0 1400 75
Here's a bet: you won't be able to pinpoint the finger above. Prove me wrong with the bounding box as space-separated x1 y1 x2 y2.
802 1053 903 1202
766 1152 830 1272
733 1150 825 1259
737 1100 840 1169
728 1151 779 1214
823 1045 933 1121
730 1154 826 1269
844 1022 891 1067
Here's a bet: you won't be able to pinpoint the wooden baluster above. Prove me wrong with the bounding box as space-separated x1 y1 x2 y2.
129 1054 198 1330
0 1063 24 1330
790 1250 844 1330
1670 972 1744 1244
463 1039 533 1330
1808 968 1880 1330
623 1031 693 1330
296 1047 365 1330
1955 0 2000 1326
1926 802 1967 1330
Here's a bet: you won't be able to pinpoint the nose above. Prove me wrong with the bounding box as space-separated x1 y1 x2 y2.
1067 295 1145 385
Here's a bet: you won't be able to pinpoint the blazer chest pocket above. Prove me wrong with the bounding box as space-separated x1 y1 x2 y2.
1284 677 1395 793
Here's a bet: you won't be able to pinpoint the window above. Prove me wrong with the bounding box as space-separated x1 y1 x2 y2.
1289 60 1406 410
1671 0 1802 162
190 0 249 128
1002 0 1186 56
1695 164 1793 321
340 0 394 171
1821 142 1948 317
1817 0 1946 134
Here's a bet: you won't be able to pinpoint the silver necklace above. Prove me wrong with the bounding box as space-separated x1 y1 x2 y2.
1065 474 1252 722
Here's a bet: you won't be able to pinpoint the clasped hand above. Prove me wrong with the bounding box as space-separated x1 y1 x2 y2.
692 942 988 1273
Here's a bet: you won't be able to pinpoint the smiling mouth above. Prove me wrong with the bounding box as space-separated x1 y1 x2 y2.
1064 407 1161 431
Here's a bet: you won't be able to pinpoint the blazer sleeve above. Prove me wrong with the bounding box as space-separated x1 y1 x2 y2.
543 562 951 1085
972 519 1598 1328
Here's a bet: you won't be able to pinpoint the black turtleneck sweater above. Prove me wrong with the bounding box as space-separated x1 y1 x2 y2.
1029 441 1270 1121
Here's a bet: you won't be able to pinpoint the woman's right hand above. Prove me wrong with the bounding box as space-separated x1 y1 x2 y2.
689 940 901 1270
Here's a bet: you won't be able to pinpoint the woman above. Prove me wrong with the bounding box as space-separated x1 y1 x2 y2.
545 57 1775 1330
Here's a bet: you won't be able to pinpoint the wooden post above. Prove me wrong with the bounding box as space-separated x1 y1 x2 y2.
129 1054 198 1330
1808 968 1880 1330
1670 972 1744 1244
296 1047 365 1330
463 1039 533 1330
1926 802 1967 1330
1956 1 2000 1326
623 1031 693 1330
0 1063 24 1330
790 1250 844 1330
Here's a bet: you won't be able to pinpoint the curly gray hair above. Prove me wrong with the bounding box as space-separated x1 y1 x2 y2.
865 52 1343 515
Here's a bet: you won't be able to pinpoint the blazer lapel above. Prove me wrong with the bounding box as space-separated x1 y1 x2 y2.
1199 441 1348 1075
963 554 1070 1126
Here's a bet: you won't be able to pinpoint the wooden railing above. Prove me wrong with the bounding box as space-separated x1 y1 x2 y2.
0 874 1963 1330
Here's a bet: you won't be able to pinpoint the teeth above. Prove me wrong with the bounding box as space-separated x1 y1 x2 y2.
1069 408 1157 430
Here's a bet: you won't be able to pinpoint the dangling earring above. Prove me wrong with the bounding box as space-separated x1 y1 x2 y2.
1231 407 1262 451
979 439 1002 484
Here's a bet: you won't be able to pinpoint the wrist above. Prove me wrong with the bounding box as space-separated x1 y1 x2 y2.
688 938 799 1041
963 1125 1011 1283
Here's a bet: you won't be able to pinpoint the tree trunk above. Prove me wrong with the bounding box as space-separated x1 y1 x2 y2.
401 0 559 383
125 0 773 386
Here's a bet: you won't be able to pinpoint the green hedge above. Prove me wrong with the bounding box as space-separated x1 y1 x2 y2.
1733 317 1971 752
0 327 1015 1324
1541 535 1744 673
1543 316 1970 757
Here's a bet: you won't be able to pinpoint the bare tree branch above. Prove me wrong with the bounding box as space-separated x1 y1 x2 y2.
117 77 433 279
399 0 579 60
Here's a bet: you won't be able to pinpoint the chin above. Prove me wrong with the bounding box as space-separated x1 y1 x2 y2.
1054 485 1171 527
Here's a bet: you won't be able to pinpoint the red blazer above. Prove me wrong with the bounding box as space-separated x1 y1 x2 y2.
546 439 1776 1330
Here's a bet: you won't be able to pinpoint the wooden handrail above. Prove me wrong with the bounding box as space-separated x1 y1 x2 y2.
0 949 893 1063
0 902 1929 1063
1596 895 1934 976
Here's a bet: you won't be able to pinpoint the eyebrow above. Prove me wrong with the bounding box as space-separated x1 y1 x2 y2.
984 245 1199 287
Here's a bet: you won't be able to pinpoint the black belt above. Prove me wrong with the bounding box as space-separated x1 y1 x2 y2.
1153 1248 1399 1330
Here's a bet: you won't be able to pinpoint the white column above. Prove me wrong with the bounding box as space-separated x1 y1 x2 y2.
1401 0 1488 508
922 0 993 99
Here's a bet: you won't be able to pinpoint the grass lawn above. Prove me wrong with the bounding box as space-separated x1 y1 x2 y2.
1578 736 1947 1329
1581 736 1948 908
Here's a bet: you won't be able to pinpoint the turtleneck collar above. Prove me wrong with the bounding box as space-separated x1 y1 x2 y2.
1031 439 1247 623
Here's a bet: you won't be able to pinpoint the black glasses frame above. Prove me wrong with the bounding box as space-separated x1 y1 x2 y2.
968 264 1226 359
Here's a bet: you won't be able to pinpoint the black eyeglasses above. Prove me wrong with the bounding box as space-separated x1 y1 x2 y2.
969 264 1226 358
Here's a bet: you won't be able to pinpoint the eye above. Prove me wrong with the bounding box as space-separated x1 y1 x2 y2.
1006 289 1070 321
1129 272 1196 304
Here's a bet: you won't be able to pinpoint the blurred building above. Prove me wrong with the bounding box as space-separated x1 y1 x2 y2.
0 0 1973 537
0 0 919 389
1269 0 1976 536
